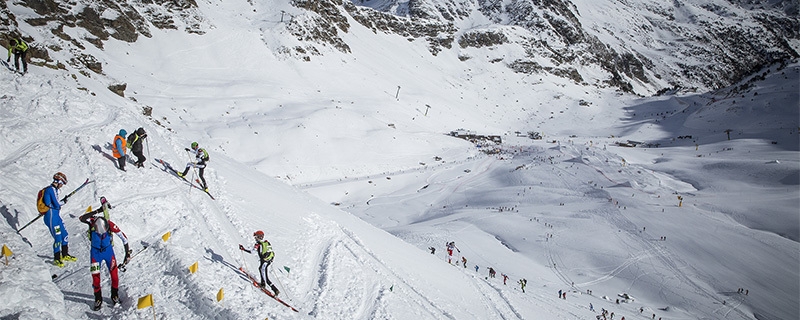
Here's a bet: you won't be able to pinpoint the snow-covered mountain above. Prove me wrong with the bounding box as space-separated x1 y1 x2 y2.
0 0 797 319
2 0 798 95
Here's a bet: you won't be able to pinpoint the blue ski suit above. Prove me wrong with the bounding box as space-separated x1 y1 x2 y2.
42 184 68 254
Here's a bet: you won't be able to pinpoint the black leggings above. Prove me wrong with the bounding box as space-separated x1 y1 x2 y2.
181 165 207 188
13 51 27 72
133 150 146 165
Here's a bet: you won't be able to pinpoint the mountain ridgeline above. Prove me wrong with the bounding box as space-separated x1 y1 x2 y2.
1 0 797 95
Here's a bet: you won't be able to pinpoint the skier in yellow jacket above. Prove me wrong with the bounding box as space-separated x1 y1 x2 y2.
6 37 28 74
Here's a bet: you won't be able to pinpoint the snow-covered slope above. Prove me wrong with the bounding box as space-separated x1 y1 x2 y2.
0 0 797 319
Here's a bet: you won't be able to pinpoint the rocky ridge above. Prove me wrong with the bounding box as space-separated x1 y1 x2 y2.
1 0 797 95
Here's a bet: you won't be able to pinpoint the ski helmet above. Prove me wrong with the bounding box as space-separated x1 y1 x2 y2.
136 127 145 135
53 172 67 185
253 230 264 240
119 129 127 137
191 142 199 149
93 217 109 234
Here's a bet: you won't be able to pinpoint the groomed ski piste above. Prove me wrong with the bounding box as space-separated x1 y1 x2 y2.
0 0 798 319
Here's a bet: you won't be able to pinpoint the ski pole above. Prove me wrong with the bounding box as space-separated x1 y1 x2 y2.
185 150 195 194
16 214 43 233
145 137 151 164
271 267 293 302
19 179 94 233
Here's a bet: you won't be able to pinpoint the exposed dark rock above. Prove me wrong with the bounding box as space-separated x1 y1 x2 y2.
108 83 127 97
458 31 508 48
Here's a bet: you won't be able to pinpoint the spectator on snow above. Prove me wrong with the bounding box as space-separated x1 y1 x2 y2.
113 129 128 171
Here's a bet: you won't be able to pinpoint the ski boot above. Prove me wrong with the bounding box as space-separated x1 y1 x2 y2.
270 284 280 296
259 281 266 289
93 292 103 311
111 287 119 305
61 245 77 262
177 172 185 178
53 252 64 268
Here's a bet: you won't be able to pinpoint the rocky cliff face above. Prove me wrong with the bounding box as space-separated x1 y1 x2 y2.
344 0 799 94
2 0 797 94
1 0 206 75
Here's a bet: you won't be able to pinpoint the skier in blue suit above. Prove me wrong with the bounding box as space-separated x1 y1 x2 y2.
42 172 76 267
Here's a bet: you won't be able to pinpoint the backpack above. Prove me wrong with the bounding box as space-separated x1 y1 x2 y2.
200 148 210 162
36 188 50 214
126 133 136 149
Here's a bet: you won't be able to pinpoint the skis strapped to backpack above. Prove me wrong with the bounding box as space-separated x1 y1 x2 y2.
238 267 298 312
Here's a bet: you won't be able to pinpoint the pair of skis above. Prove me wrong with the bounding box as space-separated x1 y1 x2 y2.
239 267 298 312
0 60 22 74
158 159 215 200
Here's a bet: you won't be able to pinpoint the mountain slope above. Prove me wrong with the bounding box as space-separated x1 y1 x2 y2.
0 0 797 319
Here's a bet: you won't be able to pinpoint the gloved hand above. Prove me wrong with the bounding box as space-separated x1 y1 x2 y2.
124 244 132 264
238 244 245 251
185 148 190 151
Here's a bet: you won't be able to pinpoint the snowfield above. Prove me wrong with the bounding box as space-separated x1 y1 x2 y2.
0 0 798 319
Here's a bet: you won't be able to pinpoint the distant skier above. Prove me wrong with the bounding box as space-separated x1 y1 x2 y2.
428 247 435 254
6 37 28 74
127 127 148 168
474 265 479 272
239 230 280 295
518 278 527 293
488 267 496 278
113 129 128 171
445 241 459 264
41 172 77 267
461 256 467 268
178 142 210 191
502 273 508 285
79 210 131 310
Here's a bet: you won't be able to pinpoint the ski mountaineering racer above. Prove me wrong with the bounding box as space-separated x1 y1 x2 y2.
41 172 77 267
79 210 131 310
6 37 28 73
239 230 280 295
178 141 210 192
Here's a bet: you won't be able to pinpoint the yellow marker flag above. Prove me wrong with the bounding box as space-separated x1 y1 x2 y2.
188 261 198 274
137 294 153 309
161 231 171 242
2 244 11 265
1 245 11 257
216 288 224 302
85 206 93 213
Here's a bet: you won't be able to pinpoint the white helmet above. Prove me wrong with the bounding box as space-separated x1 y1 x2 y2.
93 217 109 234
